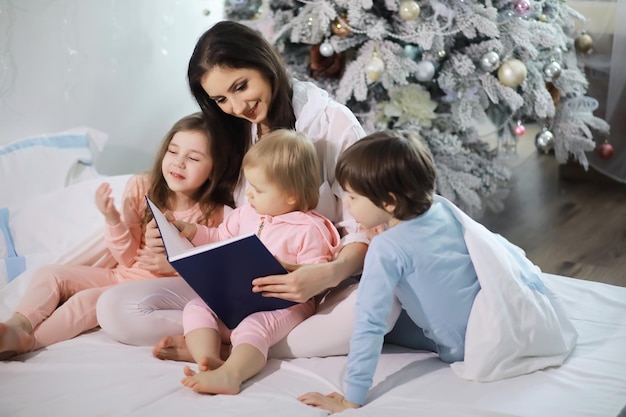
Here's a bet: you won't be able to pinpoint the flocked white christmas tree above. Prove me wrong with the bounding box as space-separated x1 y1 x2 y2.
224 0 610 215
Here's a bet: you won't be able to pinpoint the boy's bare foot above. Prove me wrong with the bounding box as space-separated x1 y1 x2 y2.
0 323 34 360
180 365 241 395
152 335 193 362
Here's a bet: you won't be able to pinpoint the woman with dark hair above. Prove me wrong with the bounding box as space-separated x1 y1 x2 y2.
96 21 373 357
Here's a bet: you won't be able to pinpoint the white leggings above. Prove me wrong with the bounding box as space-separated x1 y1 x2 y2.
96 277 196 346
96 276 403 357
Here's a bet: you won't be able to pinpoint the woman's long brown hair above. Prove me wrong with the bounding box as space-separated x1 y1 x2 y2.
187 20 296 193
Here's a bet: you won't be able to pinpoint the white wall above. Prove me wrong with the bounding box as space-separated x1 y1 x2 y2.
0 0 224 175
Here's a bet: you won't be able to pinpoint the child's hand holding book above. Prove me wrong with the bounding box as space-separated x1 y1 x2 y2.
164 211 198 242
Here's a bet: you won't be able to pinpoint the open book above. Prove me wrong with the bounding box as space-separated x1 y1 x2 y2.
145 197 294 328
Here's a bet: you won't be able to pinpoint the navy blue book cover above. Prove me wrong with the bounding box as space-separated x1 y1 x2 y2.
146 197 294 328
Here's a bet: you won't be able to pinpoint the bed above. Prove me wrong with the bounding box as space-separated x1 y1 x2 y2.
1 131 625 417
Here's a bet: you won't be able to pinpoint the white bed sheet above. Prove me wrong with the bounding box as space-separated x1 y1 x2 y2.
1 273 625 417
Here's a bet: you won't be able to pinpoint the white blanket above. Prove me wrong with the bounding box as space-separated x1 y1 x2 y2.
438 196 578 381
0 175 130 313
1 273 625 417
0 184 624 417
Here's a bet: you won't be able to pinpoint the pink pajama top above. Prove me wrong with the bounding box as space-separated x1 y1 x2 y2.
105 174 223 281
192 204 340 266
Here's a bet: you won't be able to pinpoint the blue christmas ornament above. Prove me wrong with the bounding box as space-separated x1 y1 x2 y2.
403 44 422 61
229 0 250 8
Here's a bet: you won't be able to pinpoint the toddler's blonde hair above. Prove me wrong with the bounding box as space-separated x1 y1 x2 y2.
243 129 320 212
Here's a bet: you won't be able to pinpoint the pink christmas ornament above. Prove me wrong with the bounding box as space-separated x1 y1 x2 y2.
514 0 531 15
513 123 526 136
598 142 614 159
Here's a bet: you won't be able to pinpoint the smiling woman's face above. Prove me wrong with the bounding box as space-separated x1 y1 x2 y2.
201 66 272 127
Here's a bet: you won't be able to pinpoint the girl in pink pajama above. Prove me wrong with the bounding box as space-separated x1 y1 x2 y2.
0 113 228 359
167 129 340 395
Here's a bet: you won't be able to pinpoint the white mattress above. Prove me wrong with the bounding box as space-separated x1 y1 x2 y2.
1 273 625 417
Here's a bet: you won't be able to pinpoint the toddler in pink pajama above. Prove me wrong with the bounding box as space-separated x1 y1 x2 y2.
167 129 340 395
0 113 228 359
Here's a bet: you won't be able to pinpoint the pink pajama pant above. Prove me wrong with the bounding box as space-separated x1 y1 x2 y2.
16 264 128 348
183 297 315 360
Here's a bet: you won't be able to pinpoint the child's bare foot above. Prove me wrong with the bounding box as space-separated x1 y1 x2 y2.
197 356 224 372
181 365 241 395
0 323 34 360
152 335 193 362
153 336 231 362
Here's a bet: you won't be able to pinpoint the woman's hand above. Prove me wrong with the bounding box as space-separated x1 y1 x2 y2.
135 248 177 275
251 262 334 303
252 242 367 303
298 392 359 414
95 182 121 226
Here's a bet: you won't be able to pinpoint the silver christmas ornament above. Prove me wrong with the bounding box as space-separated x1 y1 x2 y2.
535 129 554 153
415 60 436 82
479 51 501 72
543 61 562 82
503 10 516 19
550 47 563 62
319 41 334 57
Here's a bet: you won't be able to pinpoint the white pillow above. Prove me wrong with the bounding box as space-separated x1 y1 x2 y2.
269 279 402 358
0 174 131 287
0 127 108 207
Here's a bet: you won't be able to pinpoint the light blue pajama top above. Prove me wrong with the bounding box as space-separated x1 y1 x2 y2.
344 199 481 405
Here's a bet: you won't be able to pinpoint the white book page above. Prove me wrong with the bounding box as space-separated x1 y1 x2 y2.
146 196 255 262
146 197 194 259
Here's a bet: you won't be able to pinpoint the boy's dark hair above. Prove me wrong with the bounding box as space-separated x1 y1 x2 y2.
335 131 436 219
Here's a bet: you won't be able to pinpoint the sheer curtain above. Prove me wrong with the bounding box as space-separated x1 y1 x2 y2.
579 0 626 182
